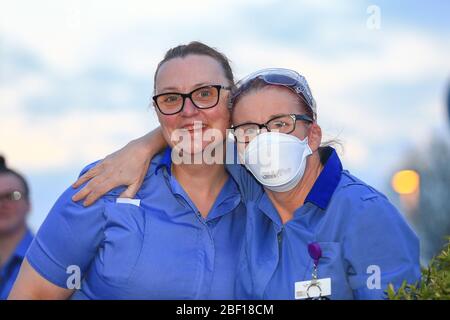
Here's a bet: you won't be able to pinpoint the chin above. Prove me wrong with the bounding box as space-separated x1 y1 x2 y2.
0 222 21 235
183 140 217 155
172 140 225 165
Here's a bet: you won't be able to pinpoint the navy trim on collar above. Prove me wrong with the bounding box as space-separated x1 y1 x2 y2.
305 147 343 210
155 147 172 176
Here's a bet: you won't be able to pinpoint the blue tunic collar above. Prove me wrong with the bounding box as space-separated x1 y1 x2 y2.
257 147 343 226
154 147 242 221
305 147 343 210
155 147 173 176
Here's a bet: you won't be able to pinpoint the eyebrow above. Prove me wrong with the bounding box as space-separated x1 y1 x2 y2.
268 113 290 119
158 82 210 94
233 113 291 127
251 113 291 124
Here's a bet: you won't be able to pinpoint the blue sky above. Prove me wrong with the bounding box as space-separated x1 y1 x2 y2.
0 0 449 231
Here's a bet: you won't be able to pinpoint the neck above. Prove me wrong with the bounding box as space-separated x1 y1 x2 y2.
266 153 323 224
172 150 228 218
173 161 228 186
0 224 27 268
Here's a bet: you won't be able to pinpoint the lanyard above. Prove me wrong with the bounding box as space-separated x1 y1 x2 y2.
308 242 322 280
306 242 330 300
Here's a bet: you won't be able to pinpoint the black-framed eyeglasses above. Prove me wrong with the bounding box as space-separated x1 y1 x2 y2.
231 114 313 143
152 85 231 115
0 190 25 203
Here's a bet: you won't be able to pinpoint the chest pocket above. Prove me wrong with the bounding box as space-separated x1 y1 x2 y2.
100 200 146 286
315 242 353 299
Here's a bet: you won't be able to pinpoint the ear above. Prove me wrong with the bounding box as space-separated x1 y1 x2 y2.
307 123 322 152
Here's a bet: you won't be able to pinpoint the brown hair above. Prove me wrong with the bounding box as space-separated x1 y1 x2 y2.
153 41 234 93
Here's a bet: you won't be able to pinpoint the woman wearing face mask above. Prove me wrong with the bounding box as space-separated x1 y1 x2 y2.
229 69 420 299
72 67 420 299
9 42 247 299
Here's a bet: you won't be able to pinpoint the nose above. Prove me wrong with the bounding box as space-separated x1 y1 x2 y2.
259 126 269 134
245 127 268 144
180 97 199 117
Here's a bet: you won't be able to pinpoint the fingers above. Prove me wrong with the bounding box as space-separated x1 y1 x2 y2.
70 150 150 206
119 182 140 199
80 178 141 206
81 178 115 207
71 161 110 205
82 191 102 207
72 164 101 188
72 185 91 202
72 175 110 206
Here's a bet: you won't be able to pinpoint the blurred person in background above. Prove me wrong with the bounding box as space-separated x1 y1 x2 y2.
0 155 33 300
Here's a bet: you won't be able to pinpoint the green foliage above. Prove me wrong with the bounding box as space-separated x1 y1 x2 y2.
388 238 450 300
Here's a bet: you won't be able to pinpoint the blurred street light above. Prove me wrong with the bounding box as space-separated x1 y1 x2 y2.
391 169 420 214
392 170 420 195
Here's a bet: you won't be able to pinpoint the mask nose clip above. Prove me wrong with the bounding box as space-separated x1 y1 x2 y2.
257 125 270 135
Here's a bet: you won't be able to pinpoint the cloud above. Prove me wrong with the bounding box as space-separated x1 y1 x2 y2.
1 108 158 171
2 23 448 181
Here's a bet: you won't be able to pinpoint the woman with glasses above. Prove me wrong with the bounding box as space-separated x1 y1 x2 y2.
229 69 419 299
9 42 247 299
67 65 420 299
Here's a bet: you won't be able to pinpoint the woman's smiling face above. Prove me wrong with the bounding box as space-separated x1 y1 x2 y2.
154 54 231 155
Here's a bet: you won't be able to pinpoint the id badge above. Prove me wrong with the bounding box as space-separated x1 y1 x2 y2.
295 278 331 300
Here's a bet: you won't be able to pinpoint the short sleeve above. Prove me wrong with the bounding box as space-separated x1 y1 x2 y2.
26 162 108 288
343 195 421 299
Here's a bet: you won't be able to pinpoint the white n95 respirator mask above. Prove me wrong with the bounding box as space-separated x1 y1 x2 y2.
242 132 312 192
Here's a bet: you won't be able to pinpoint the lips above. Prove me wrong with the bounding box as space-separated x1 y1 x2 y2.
180 122 208 132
